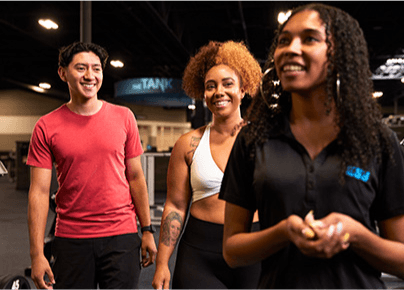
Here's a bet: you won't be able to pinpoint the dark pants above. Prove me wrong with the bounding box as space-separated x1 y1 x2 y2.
52 233 141 289
172 215 261 289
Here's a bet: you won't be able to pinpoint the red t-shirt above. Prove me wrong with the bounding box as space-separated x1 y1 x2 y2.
27 101 144 238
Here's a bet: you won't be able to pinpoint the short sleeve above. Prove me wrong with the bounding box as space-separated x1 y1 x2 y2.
124 108 144 159
219 130 256 211
27 118 54 169
372 131 404 221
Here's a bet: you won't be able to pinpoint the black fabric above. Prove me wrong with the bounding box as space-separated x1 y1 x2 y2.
220 119 404 289
52 233 141 289
172 215 261 289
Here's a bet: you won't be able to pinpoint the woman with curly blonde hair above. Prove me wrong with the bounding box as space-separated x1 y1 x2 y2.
152 40 262 289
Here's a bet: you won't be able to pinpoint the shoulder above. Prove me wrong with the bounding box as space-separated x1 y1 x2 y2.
171 125 207 164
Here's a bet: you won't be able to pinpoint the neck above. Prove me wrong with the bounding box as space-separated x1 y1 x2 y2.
67 98 103 116
211 113 244 136
290 90 336 123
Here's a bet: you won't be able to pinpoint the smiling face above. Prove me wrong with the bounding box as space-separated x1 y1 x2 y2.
274 9 329 96
58 51 103 101
204 64 244 119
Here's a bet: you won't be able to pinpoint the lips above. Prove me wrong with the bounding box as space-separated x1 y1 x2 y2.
82 83 96 89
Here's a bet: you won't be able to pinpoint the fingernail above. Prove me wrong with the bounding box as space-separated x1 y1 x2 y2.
310 220 325 229
336 222 343 234
302 228 315 239
343 232 350 243
327 225 335 237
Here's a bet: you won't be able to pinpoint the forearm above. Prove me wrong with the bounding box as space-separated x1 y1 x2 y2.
351 226 404 279
156 206 187 266
224 219 290 268
130 179 152 227
28 190 50 258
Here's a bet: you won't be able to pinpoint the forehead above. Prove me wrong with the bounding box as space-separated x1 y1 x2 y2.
70 51 101 65
205 64 239 81
282 9 325 34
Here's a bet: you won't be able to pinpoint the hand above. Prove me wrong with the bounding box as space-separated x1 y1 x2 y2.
152 265 171 289
140 232 157 268
297 211 351 258
31 254 55 289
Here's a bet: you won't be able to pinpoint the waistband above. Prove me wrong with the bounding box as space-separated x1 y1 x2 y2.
181 215 260 253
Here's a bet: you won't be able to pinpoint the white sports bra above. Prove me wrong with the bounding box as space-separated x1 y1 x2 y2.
190 124 223 203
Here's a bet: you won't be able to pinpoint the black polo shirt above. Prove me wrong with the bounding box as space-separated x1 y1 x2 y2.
219 117 404 289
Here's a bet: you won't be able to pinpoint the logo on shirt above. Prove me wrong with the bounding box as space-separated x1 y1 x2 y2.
345 166 370 182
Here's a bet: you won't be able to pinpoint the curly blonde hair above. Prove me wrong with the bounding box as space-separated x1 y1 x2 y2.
182 40 262 100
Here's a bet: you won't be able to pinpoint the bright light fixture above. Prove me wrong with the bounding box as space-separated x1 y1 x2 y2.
110 60 124 68
38 19 59 30
39 82 51 89
278 10 292 25
372 91 383 98
30 86 45 93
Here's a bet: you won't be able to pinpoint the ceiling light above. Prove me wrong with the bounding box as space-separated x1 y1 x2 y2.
373 91 383 98
278 10 291 25
39 82 51 89
38 19 59 30
110 60 124 68
30 86 45 93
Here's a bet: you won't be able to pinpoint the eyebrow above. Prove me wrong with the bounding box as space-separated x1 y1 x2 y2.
280 28 325 36
205 77 235 84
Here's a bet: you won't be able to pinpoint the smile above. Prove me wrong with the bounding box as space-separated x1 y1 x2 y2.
82 83 96 88
215 100 230 107
282 65 305 72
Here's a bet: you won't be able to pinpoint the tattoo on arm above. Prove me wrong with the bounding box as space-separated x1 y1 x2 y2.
161 212 183 247
186 136 201 155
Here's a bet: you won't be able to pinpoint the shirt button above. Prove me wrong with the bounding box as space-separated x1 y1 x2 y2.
308 165 314 173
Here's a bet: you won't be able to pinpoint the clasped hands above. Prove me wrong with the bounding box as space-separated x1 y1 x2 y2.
287 210 353 259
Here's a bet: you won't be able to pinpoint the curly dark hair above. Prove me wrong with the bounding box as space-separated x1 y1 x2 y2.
182 40 262 100
58 42 109 69
244 3 393 182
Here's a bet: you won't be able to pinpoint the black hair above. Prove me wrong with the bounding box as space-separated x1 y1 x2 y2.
58 42 109 69
245 3 393 182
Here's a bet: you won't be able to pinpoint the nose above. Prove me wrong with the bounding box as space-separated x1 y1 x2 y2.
285 38 302 56
214 84 225 97
84 69 95 79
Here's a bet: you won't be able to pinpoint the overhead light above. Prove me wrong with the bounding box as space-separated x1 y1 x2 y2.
278 10 291 25
39 82 51 89
373 91 383 98
30 85 45 93
110 60 124 68
38 19 59 30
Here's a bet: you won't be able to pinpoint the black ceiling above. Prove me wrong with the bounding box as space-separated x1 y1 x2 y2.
1 1 404 108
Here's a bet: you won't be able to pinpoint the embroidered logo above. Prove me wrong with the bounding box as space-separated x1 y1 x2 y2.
345 166 370 182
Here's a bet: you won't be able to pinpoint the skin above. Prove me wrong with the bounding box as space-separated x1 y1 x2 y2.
222 9 404 281
28 51 157 289
152 64 252 289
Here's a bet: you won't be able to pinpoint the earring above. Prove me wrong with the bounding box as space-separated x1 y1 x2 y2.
336 73 342 105
260 63 282 111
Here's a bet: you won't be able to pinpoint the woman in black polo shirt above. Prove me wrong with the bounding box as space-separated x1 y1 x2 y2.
220 3 404 289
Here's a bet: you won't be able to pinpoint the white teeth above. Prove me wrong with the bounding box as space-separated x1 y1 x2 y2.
83 84 94 88
216 101 229 106
283 65 304 72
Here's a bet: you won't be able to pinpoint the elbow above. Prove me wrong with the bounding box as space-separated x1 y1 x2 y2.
223 251 238 268
222 245 243 268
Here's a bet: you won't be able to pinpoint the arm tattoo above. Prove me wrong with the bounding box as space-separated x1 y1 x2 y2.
187 136 201 155
161 211 183 247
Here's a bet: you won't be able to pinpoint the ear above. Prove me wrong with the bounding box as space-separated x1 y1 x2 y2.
241 88 246 99
58 66 67 82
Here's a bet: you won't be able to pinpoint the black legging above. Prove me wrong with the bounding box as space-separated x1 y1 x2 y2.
172 215 261 289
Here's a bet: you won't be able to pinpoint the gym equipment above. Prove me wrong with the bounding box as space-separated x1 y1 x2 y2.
0 274 36 289
0 161 8 176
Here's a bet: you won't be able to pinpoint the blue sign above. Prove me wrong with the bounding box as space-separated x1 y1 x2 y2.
114 78 192 108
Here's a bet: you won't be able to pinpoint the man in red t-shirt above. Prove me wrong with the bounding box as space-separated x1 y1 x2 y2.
27 42 157 289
